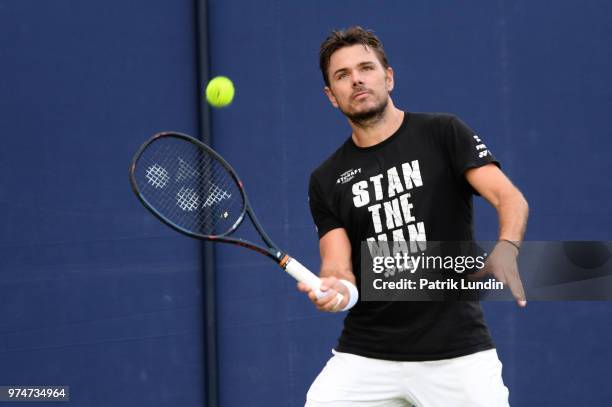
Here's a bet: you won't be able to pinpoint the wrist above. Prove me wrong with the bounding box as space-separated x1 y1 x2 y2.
338 279 359 311
499 239 521 252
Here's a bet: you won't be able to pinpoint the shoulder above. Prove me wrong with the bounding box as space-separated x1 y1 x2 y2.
407 111 459 129
310 138 352 184
405 112 476 145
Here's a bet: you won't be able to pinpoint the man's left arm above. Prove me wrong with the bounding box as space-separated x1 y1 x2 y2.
465 163 529 307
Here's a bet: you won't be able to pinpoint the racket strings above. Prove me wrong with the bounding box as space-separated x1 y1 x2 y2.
135 137 244 236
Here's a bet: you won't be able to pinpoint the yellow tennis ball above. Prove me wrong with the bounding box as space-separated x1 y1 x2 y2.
205 76 235 107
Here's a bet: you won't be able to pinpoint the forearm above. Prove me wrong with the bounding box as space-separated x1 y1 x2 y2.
320 263 355 284
319 228 356 283
496 191 529 245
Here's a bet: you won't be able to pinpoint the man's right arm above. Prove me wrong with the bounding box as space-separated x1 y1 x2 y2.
297 228 357 312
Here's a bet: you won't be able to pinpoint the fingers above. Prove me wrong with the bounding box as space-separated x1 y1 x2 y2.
493 250 527 307
297 277 347 312
470 242 527 307
300 287 340 311
318 277 349 311
297 281 329 301
315 292 344 312
314 288 342 310
330 294 345 311
504 268 527 307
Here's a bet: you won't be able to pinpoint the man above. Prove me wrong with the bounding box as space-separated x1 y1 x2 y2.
297 27 529 407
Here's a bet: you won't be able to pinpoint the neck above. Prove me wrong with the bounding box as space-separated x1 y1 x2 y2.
349 101 404 148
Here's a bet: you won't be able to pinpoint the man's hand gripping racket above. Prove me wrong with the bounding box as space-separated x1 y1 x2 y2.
129 132 345 308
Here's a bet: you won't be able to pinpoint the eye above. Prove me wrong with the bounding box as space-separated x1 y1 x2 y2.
337 72 349 80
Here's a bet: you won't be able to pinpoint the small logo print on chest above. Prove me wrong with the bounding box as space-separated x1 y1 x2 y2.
336 168 362 184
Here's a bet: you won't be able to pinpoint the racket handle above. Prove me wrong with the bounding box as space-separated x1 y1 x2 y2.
283 256 344 302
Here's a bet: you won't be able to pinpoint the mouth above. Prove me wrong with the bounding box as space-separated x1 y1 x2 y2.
352 90 371 100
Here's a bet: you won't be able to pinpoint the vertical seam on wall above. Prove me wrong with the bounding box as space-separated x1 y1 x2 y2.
194 0 218 406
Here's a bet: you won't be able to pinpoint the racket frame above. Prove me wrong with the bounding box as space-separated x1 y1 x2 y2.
129 131 285 263
129 131 342 303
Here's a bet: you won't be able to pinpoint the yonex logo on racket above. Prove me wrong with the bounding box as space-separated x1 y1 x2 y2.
146 164 170 188
176 187 200 211
203 183 232 207
174 182 232 211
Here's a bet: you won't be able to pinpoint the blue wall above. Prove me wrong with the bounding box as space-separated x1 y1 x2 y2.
1 0 611 406
0 1 204 406
207 1 612 406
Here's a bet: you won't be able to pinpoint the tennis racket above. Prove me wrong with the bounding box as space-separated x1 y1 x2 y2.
129 131 340 302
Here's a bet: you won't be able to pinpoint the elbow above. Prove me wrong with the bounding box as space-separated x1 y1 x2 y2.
497 188 529 217
519 192 529 218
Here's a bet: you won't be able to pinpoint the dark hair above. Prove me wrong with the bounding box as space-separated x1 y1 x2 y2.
319 26 389 87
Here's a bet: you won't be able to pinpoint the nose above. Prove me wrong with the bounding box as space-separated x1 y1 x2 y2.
351 70 364 87
352 80 363 87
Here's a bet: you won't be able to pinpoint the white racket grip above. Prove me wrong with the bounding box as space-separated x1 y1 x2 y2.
283 257 344 302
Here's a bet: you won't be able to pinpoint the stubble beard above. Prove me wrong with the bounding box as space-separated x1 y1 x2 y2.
343 96 389 128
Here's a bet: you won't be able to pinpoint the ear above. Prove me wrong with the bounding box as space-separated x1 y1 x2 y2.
324 86 339 108
385 67 394 92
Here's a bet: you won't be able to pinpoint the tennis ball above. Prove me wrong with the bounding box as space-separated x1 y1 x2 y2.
205 76 235 107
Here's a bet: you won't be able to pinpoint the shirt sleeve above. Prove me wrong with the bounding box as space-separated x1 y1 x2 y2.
445 114 500 172
443 115 501 195
308 173 343 238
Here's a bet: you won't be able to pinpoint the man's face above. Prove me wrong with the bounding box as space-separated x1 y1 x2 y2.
324 44 394 123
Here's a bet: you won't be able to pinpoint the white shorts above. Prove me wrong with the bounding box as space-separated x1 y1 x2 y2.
305 348 509 407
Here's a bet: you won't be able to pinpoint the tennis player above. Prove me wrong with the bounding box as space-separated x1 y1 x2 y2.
298 27 529 406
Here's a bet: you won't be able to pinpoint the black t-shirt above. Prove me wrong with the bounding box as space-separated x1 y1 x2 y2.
308 112 498 361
